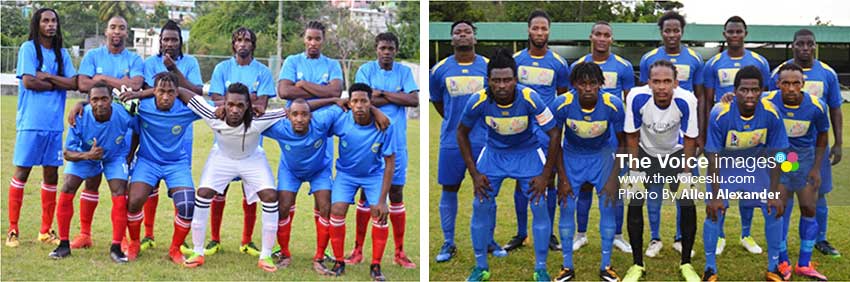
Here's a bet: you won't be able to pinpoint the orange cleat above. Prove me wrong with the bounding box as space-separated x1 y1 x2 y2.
168 247 186 265
127 240 141 261
393 251 417 269
70 234 93 249
345 248 364 264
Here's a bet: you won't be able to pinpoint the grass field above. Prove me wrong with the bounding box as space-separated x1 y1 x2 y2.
0 95 420 280
428 106 850 281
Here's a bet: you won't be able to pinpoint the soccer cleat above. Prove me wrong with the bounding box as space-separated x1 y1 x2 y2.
436 242 457 263
715 237 726 255
613 234 633 253
168 247 186 265
257 257 277 273
49 244 71 259
777 261 792 281
795 263 827 281
488 241 508 258
70 234 93 249
37 230 60 245
183 253 205 268
240 242 261 257
140 237 156 251
815 240 841 258
549 234 562 251
204 240 221 256
766 270 785 282
121 237 130 253
572 233 588 251
740 236 762 254
393 251 417 269
275 254 292 269
534 268 551 282
127 240 141 261
345 248 364 264
466 266 491 282
599 266 620 282
110 244 129 264
6 231 20 247
555 267 575 282
621 264 644 282
330 260 346 276
679 263 701 282
502 235 526 252
645 239 663 258
370 263 387 281
313 259 333 276
672 240 695 257
702 268 718 282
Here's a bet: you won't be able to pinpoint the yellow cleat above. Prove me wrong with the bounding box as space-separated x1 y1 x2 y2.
6 231 20 247
37 230 60 245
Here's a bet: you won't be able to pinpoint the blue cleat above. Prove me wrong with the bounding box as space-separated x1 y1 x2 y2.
534 269 551 282
489 241 507 258
436 242 457 263
467 266 491 281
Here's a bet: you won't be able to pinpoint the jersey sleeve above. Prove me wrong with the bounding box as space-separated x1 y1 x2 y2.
314 106 345 132
381 123 396 157
530 91 556 132
556 60 572 90
756 55 771 85
767 67 780 91
256 66 276 97
638 55 650 84
78 50 96 77
129 55 145 79
704 110 724 153
814 97 831 133
693 58 705 86
703 60 716 90
185 95 218 123
354 63 370 84
143 58 157 87
60 48 77 78
329 59 343 81
550 95 567 126
429 67 443 103
15 42 36 79
621 61 636 91
610 96 626 133
675 96 699 138
208 63 225 95
460 92 485 128
401 66 420 93
184 56 204 86
824 67 842 108
261 120 285 139
65 119 85 152
279 55 297 82
766 110 790 151
624 93 645 133
253 109 288 131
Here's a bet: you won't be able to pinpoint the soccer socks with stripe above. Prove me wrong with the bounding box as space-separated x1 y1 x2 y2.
329 215 346 262
79 191 99 237
8 177 25 233
209 195 225 242
679 201 696 264
627 199 645 266
389 202 406 252
172 216 192 252
703 217 720 272
40 182 58 234
558 196 577 269
111 195 128 245
576 190 592 233
816 195 827 242
143 188 159 239
354 200 370 250
530 197 551 270
799 216 817 267
314 212 331 260
371 217 389 264
171 189 194 252
57 192 75 240
647 185 663 240
277 206 295 257
740 205 754 238
762 206 782 272
260 201 278 259
471 196 496 269
438 191 458 244
128 211 144 241
598 194 616 271
191 195 212 255
513 188 529 238
242 199 257 245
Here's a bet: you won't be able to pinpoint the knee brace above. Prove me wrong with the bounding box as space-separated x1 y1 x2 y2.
173 189 195 220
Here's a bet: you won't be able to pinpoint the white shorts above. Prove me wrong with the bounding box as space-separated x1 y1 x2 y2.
198 146 275 204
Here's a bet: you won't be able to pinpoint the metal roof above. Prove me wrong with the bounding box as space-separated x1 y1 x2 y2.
430 22 850 43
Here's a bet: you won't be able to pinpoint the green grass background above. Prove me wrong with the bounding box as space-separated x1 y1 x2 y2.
0 96 420 280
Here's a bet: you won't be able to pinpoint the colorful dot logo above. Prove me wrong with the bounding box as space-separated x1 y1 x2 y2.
776 152 799 172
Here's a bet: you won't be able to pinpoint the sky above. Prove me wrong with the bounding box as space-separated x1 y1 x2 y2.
679 0 850 26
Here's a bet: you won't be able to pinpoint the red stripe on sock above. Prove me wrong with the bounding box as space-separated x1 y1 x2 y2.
79 191 99 236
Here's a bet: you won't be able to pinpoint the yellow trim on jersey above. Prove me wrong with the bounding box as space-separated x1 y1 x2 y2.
771 62 786 76
783 103 800 109
642 48 660 61
762 100 781 119
581 108 595 113
431 58 449 75
471 90 488 110
740 114 754 121
686 48 701 61
482 56 490 63
764 90 779 100
752 52 767 65
458 62 473 66
552 52 568 66
819 61 837 75
496 103 513 108
809 94 825 113
715 102 731 120
557 92 575 111
708 53 723 67
602 92 618 112
513 51 523 58
578 55 589 64
614 55 631 67
522 88 537 109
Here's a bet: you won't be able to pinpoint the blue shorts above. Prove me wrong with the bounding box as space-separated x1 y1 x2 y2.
819 145 832 194
391 149 408 186
781 152 815 191
477 147 545 179
331 171 383 205
65 158 129 181
278 165 332 194
564 151 614 193
13 130 63 167
437 145 483 186
130 157 194 190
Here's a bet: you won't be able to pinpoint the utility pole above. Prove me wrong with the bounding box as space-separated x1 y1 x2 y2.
275 0 283 77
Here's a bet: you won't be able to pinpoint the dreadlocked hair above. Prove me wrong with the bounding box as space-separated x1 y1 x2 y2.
28 8 65 77
159 19 184 59
226 82 253 152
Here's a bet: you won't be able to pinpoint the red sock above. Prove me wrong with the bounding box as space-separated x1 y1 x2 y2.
143 188 159 239
354 200 370 251
371 217 390 265
329 215 346 261
8 177 25 233
57 192 75 240
277 206 295 257
128 211 143 241
40 182 58 234
241 198 256 245
171 216 191 252
210 195 225 242
79 191 99 237
314 209 331 260
389 202 406 252
111 196 128 245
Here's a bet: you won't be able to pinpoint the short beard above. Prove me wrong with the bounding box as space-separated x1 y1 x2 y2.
454 44 473 52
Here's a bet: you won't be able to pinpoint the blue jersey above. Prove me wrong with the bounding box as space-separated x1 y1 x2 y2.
15 40 77 131
461 85 555 151
769 59 842 109
143 54 203 88
571 53 635 100
639 46 705 91
332 111 395 176
79 46 144 82
355 61 418 151
703 50 770 102
762 91 830 151
209 57 275 97
132 97 199 164
279 52 343 90
513 49 571 105
551 91 624 155
66 103 135 161
263 106 342 177
430 55 489 149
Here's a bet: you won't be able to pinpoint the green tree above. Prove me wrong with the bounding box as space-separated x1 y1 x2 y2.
39 1 99 48
1 4 30 47
320 5 375 88
97 1 141 22
388 1 420 60
152 1 170 26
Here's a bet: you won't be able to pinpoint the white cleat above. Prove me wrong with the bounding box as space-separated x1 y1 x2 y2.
645 240 663 258
613 234 632 253
572 233 588 251
672 241 696 257
740 236 763 254
715 237 726 255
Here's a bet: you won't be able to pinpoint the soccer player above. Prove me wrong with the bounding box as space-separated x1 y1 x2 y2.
702 65 787 281
348 32 419 268
50 83 133 263
431 20 505 263
571 20 633 254
124 72 201 264
703 16 772 256
621 60 700 282
459 49 560 282
505 9 570 252
764 63 829 281
7 7 77 247
550 62 624 282
326 83 396 281
178 83 286 272
768 29 842 258
203 26 277 257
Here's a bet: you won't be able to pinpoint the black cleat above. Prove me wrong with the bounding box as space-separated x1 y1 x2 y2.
702 268 718 282
815 240 841 257
110 244 129 263
313 259 333 275
549 235 562 251
370 263 387 281
49 241 71 259
555 267 575 282
502 235 526 252
330 260 346 276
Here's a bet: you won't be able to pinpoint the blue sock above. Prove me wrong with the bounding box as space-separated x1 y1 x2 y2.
740 205 754 238
783 197 794 241
647 185 662 240
675 204 682 241
559 196 577 269
471 196 496 269
762 205 782 272
531 194 552 270
615 199 625 235
547 186 557 231
703 217 719 272
514 188 529 238
439 191 458 244
816 195 827 242
799 216 817 267
598 193 615 271
718 208 727 239
577 190 592 233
